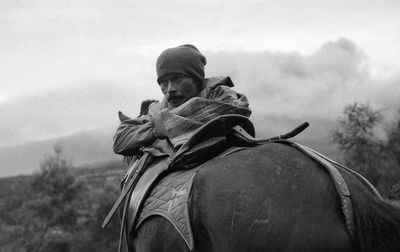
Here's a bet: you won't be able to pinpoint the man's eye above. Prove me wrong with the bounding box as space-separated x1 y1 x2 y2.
172 77 183 84
159 76 184 87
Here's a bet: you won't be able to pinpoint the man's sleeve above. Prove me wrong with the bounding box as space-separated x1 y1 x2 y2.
113 115 157 156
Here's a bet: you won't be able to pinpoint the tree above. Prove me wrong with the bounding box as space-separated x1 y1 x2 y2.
332 103 400 197
25 143 83 252
83 182 121 252
332 103 385 185
383 111 400 198
386 111 400 164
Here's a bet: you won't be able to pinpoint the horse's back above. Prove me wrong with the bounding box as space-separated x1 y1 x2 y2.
133 142 400 252
190 143 355 252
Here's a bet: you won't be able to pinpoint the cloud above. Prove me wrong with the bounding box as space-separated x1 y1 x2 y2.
205 38 399 123
1 38 399 149
0 76 162 146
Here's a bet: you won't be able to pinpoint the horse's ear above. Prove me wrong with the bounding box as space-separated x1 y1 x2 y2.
140 99 158 116
118 111 131 122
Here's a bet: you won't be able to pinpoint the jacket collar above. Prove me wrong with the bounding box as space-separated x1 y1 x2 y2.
202 76 234 89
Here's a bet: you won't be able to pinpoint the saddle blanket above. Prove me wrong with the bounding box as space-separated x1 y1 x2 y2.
134 167 201 250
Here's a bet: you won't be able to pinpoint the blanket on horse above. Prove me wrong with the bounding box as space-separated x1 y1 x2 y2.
135 167 201 250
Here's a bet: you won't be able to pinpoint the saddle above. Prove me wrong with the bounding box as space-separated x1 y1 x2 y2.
102 115 256 251
104 115 381 251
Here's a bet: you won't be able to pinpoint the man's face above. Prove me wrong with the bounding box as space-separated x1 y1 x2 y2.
158 74 200 108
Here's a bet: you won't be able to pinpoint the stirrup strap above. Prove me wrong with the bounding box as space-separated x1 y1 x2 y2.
118 194 130 252
102 152 152 229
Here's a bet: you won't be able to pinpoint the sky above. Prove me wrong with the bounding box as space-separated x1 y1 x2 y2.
1 0 400 157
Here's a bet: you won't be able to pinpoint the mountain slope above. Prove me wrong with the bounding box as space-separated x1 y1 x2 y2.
0 116 342 178
0 130 120 177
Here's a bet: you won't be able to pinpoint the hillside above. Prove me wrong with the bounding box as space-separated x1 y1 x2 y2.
0 159 126 252
0 130 120 178
0 116 343 178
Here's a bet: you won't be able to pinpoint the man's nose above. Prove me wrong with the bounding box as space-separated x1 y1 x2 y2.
166 81 177 94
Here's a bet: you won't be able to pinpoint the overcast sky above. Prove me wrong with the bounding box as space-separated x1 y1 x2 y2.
1 0 400 147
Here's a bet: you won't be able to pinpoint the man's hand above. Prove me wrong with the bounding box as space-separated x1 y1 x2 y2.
149 94 170 139
148 94 170 117
160 93 170 109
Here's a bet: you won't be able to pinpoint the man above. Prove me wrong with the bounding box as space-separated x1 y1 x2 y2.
106 45 253 248
113 44 251 160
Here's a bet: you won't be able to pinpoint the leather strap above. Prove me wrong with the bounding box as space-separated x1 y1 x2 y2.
299 144 383 200
102 152 152 229
287 141 356 242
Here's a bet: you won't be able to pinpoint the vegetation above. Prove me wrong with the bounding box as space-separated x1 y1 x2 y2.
0 145 126 252
332 103 400 198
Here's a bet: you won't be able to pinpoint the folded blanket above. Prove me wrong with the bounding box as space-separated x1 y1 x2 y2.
154 91 251 147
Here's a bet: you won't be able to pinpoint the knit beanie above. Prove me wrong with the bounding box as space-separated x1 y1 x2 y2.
156 44 207 84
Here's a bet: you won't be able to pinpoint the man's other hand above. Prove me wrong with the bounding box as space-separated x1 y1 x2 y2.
160 93 170 109
148 94 170 116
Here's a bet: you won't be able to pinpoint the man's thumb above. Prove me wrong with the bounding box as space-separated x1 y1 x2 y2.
118 111 131 122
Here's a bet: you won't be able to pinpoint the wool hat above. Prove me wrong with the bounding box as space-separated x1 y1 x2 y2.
156 44 207 84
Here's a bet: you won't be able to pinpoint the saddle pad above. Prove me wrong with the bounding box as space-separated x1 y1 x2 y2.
135 167 200 251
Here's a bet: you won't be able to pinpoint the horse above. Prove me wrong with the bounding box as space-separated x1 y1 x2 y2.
127 141 400 252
